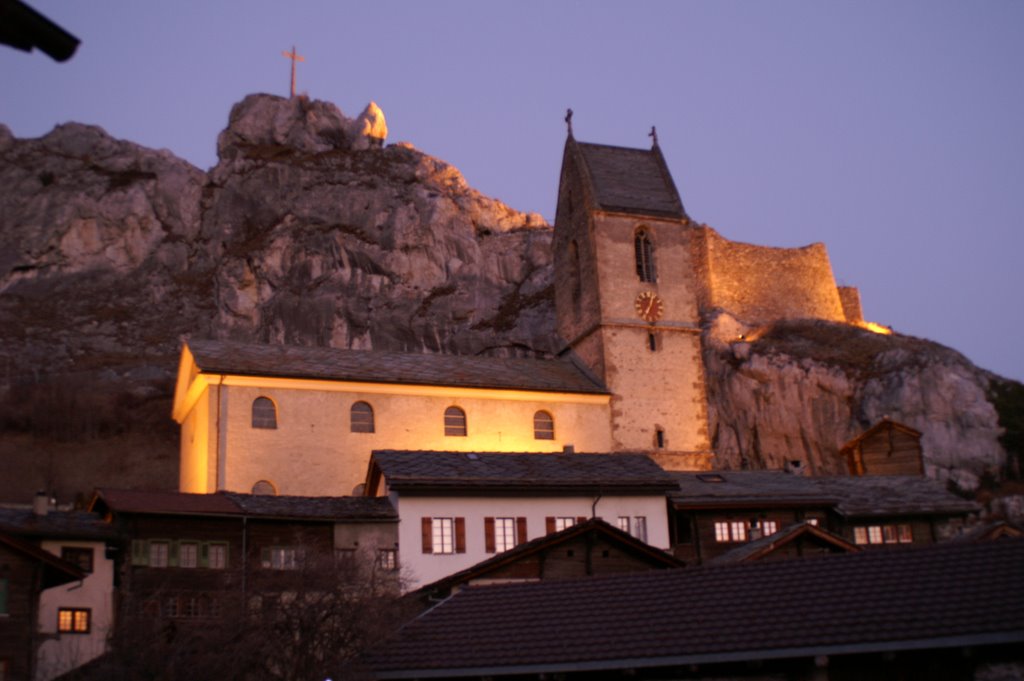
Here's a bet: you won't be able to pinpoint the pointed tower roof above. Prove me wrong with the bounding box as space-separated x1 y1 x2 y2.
570 138 687 219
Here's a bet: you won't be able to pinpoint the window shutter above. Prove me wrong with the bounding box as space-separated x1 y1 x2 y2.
484 517 495 554
455 517 466 554
545 517 556 535
131 540 148 566
516 517 528 546
577 516 588 525
421 517 433 554
168 541 179 567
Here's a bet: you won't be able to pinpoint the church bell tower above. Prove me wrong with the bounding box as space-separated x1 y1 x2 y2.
553 122 711 467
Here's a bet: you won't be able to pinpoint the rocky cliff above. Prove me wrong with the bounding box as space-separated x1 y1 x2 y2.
0 93 1018 507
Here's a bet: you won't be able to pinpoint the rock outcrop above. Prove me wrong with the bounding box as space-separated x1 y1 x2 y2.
0 93 1018 507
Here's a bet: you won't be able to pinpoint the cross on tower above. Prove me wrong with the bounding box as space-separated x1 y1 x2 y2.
281 45 305 98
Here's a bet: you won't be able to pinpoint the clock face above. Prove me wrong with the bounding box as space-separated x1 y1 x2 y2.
634 291 664 322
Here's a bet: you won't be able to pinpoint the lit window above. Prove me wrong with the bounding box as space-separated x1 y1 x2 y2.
378 549 398 571
351 401 375 433
714 522 731 542
807 518 820 527
533 411 555 440
617 516 630 533
149 541 169 568
251 480 276 496
251 397 277 429
635 229 657 283
179 542 199 568
261 547 299 570
494 518 517 553
730 521 747 542
207 543 227 569
898 524 913 543
61 547 93 573
714 521 749 543
761 520 778 535
883 525 899 544
444 407 467 437
868 526 883 544
432 518 455 554
57 608 90 633
632 517 648 543
554 517 576 532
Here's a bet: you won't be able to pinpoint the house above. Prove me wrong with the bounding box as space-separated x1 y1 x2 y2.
840 418 924 476
706 521 861 565
172 340 613 497
0 496 118 681
0 531 84 681
669 471 978 564
366 539 1024 680
411 517 684 605
89 488 397 629
364 450 677 588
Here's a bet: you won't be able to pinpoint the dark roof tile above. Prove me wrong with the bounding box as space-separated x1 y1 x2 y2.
94 489 395 521
187 340 608 395
576 142 685 218
0 507 117 540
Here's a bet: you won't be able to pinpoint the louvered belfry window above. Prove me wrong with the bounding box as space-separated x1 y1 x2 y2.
251 397 277 429
444 406 467 436
635 229 656 283
350 401 375 433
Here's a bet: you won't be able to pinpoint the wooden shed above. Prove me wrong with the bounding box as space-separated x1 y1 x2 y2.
841 419 923 476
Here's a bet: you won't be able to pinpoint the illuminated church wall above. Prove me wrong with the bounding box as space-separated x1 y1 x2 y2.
177 377 613 496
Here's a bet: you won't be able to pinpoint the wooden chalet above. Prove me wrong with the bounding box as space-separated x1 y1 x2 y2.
411 517 683 605
706 521 861 565
840 418 924 476
668 471 978 564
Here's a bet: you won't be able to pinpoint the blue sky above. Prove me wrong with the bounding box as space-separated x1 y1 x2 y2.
3 1 1022 381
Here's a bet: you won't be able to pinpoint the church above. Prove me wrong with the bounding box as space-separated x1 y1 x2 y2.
173 126 868 497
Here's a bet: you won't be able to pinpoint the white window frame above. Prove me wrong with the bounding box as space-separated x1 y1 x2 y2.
179 542 199 568
554 517 576 532
149 541 169 568
494 517 517 553
432 518 455 554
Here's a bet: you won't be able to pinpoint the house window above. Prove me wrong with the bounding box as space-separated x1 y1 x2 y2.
335 549 356 565
149 541 169 568
162 597 179 618
714 521 748 542
485 517 525 553
632 517 648 543
635 229 657 283
422 517 466 554
61 547 93 573
351 401 375 433
868 526 884 544
854 524 912 545
444 406 467 437
648 332 658 352
533 411 555 440
655 428 665 449
251 397 277 429
378 549 398 571
251 480 277 496
207 543 228 569
554 517 577 532
897 524 913 543
807 518 820 527
617 516 630 533
179 542 199 568
761 520 778 536
261 547 300 570
57 608 90 634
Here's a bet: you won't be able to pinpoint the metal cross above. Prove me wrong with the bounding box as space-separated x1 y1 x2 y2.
281 45 305 98
565 108 574 136
649 125 658 147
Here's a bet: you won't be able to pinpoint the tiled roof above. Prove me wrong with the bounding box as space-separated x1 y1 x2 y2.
575 141 685 218
186 340 608 395
0 507 118 540
0 531 85 587
93 489 395 521
670 471 979 517
368 539 1024 678
413 518 682 598
707 522 860 565
370 451 677 493
224 493 395 521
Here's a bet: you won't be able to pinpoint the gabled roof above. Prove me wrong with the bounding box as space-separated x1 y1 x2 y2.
950 520 1024 543
840 418 922 454
91 488 396 522
368 450 678 495
184 340 608 395
368 539 1024 679
0 531 85 588
670 471 979 517
0 507 118 541
413 518 683 598
707 522 861 565
573 140 686 218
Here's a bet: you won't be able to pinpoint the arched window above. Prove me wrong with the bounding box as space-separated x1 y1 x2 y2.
635 229 656 283
252 480 277 496
350 401 375 433
444 406 467 437
533 410 555 440
251 397 277 429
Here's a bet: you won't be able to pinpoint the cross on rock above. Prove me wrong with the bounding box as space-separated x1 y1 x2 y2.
281 45 305 98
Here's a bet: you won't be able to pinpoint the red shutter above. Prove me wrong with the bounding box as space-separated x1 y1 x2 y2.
577 516 587 525
421 517 432 554
484 517 496 553
516 517 528 546
455 518 466 553
545 517 556 535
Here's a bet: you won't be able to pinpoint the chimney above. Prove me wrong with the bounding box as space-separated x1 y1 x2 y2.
562 444 575 455
33 490 49 516
784 460 805 476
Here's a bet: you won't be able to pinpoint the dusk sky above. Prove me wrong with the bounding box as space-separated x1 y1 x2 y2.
3 1 1022 382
